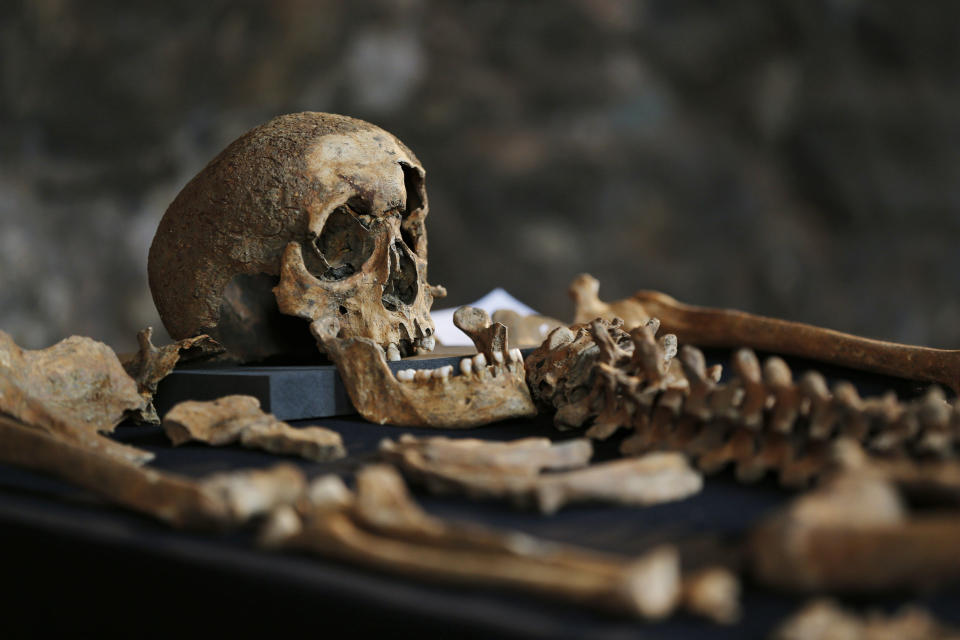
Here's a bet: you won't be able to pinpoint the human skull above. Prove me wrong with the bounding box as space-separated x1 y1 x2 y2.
148 112 444 362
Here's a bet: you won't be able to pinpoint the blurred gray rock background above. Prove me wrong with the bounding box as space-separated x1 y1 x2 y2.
2 0 959 352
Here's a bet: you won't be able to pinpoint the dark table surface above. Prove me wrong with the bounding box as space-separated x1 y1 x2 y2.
2 351 958 639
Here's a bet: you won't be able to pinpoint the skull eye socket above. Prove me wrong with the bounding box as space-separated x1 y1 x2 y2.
399 162 426 255
307 205 375 280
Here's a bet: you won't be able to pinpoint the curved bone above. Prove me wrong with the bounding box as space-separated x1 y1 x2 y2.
312 319 536 428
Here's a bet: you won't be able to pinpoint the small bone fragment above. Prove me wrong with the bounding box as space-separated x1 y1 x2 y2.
681 567 741 625
773 600 960 640
571 273 960 392
381 436 701 513
164 395 268 445
0 330 151 464
240 422 346 462
312 318 536 428
200 464 307 522
491 309 565 349
0 415 230 528
121 326 224 423
279 465 682 618
163 395 345 461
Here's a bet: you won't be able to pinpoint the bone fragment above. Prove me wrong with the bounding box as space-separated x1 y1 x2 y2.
381 435 701 513
0 414 230 528
121 326 224 423
312 318 536 428
681 567 741 625
571 273 960 392
0 330 151 464
273 464 683 618
773 600 960 640
200 464 306 522
240 422 346 462
163 395 345 461
453 306 508 360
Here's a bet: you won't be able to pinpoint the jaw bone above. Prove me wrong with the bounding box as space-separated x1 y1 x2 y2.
311 309 537 428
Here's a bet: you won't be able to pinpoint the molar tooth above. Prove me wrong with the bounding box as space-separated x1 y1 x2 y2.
433 365 453 380
460 358 473 375
396 369 415 382
509 348 523 363
420 336 435 352
415 369 432 382
472 353 487 369
492 351 505 365
386 343 401 362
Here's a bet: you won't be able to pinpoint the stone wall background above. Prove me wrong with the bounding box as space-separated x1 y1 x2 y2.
2 0 959 352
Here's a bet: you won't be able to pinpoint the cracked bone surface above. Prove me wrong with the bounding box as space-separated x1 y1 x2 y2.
121 326 224 424
571 273 960 392
381 435 701 513
149 112 443 363
163 395 345 462
311 314 537 428
751 446 960 591
530 315 960 486
773 600 960 640
0 329 151 464
267 464 683 619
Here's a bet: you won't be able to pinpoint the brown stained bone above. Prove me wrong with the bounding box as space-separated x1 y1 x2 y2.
0 330 151 464
312 317 537 428
570 273 960 392
200 464 307 522
150 112 443 363
681 567 741 625
381 435 702 513
121 326 224 423
491 309 566 349
0 414 230 529
163 395 346 462
750 450 960 591
773 600 960 640
268 464 684 619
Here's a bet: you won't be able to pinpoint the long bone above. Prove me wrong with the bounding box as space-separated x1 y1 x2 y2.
571 273 960 393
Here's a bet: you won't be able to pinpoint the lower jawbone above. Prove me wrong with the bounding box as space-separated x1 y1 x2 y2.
312 320 538 428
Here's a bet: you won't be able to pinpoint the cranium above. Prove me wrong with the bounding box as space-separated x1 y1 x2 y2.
149 112 444 362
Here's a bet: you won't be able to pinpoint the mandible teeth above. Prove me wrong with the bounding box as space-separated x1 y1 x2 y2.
472 353 487 369
386 343 401 362
415 369 432 382
509 348 523 363
420 336 436 352
492 351 505 365
396 369 415 382
460 358 473 375
432 365 453 380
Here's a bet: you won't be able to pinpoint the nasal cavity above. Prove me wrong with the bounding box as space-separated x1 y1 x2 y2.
381 242 418 311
